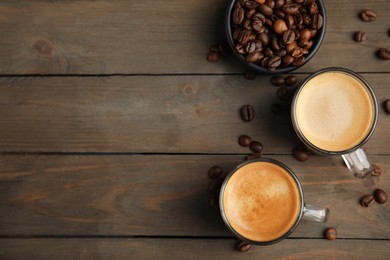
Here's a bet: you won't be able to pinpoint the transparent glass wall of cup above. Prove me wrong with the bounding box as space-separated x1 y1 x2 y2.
291 67 379 178
219 158 329 246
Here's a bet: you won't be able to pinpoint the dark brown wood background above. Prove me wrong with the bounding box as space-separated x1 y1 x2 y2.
0 0 389 259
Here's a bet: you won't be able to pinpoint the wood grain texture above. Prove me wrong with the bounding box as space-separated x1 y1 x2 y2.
1 238 389 259
0 155 389 238
0 74 389 153
0 0 389 74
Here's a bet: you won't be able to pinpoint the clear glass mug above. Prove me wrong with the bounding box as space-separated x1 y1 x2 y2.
291 67 379 178
219 158 329 245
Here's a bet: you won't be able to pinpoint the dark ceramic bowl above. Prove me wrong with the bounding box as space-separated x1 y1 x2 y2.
225 0 327 74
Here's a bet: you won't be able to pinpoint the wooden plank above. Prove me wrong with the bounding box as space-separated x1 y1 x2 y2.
0 0 388 74
0 238 389 259
0 155 389 238
0 74 389 153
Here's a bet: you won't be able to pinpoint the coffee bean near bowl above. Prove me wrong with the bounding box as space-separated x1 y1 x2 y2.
226 0 326 73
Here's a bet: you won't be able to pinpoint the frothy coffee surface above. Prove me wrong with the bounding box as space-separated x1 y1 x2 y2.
295 71 374 152
222 161 301 242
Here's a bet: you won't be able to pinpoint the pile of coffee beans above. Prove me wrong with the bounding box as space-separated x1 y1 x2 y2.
230 0 324 71
238 134 264 160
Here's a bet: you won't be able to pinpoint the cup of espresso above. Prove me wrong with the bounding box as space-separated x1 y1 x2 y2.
291 67 379 178
219 158 329 245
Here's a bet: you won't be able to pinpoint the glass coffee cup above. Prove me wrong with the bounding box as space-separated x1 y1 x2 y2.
291 67 378 178
219 158 329 245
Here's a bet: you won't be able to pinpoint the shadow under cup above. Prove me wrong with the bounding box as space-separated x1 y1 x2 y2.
219 158 328 245
291 67 379 178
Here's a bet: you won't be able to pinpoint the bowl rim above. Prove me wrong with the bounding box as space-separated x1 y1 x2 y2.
225 0 327 74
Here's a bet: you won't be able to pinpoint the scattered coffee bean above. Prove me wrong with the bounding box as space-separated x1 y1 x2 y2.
285 75 298 86
353 31 366 42
377 48 390 60
324 228 337 240
271 75 285 86
244 69 257 80
207 51 220 63
241 104 255 122
360 9 376 22
277 86 290 100
239 135 252 147
208 165 223 179
360 194 375 207
373 189 387 204
293 144 309 162
250 141 264 153
237 241 252 252
371 164 382 177
384 99 390 114
246 153 262 160
208 177 224 193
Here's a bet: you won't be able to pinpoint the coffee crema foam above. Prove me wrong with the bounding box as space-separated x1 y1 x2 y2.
295 71 374 152
222 162 301 242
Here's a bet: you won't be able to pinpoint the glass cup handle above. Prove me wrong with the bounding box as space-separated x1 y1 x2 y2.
341 148 372 178
302 204 329 223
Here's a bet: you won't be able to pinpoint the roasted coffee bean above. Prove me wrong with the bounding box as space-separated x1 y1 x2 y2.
246 50 262 62
252 20 264 32
257 32 270 46
271 75 285 86
283 3 299 14
353 31 366 42
237 241 252 252
275 0 285 9
361 194 375 207
291 47 304 57
324 228 337 240
371 164 382 176
299 28 311 40
208 165 223 179
311 13 323 29
307 2 318 14
374 189 387 204
239 134 252 147
245 41 257 53
282 54 294 66
294 0 305 4
274 10 285 20
252 13 266 23
384 99 390 114
250 141 264 153
293 146 309 161
271 36 282 51
235 44 245 54
264 18 273 28
260 57 270 67
275 49 287 57
238 29 252 45
294 12 303 26
302 13 311 25
259 3 274 16
207 51 220 63
274 19 288 34
285 75 298 86
246 153 262 160
377 48 390 60
285 14 295 29
283 30 296 44
241 104 255 121
286 41 298 53
277 86 290 100
245 0 260 9
292 56 305 66
265 0 275 9
233 7 245 24
245 8 256 19
264 47 274 57
233 27 241 41
268 55 282 68
243 19 252 30
360 9 376 22
208 177 224 193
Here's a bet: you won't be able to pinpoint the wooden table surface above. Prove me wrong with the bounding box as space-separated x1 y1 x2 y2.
0 0 389 259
